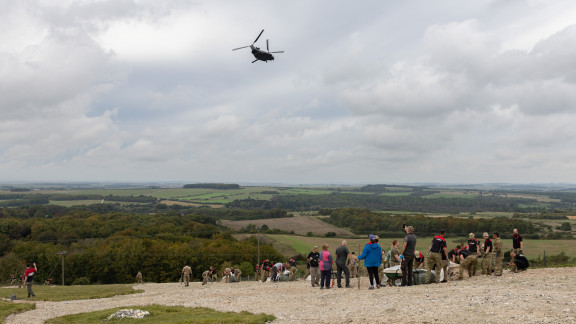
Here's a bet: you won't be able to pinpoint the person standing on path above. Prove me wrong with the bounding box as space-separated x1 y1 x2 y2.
347 252 359 279
135 271 143 284
481 232 493 275
307 246 320 287
24 263 37 298
400 226 417 286
182 264 192 287
319 244 333 289
288 258 298 281
426 230 448 284
358 235 383 289
493 232 504 276
512 228 523 254
335 240 352 288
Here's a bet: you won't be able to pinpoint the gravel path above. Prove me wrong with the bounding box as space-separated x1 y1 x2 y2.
6 267 576 323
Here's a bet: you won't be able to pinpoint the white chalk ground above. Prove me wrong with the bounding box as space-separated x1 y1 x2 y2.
5 267 576 323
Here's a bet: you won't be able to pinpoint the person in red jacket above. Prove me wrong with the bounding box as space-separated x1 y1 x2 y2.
24 263 37 298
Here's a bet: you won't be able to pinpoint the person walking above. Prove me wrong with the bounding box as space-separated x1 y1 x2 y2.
318 244 333 289
135 271 143 284
493 232 504 276
307 246 320 287
400 226 417 286
335 240 352 288
24 263 37 298
481 232 493 275
182 264 193 287
358 235 383 289
512 228 523 254
426 230 448 284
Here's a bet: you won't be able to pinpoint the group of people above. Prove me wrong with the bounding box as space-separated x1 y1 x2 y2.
152 228 529 290
257 258 298 282
303 227 529 289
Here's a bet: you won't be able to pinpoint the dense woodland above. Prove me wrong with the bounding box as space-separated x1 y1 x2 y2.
320 208 540 238
0 207 282 285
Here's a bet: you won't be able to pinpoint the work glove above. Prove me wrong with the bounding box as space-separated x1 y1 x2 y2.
399 254 405 260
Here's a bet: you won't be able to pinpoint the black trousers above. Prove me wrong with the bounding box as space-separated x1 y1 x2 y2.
336 263 350 287
401 255 414 285
366 266 380 286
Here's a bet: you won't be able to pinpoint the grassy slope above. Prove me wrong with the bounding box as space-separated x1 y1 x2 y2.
1 284 142 302
46 305 274 324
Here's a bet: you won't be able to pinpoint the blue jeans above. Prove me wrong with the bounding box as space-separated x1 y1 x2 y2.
320 270 331 288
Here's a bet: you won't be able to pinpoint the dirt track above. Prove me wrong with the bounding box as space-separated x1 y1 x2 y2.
5 267 576 323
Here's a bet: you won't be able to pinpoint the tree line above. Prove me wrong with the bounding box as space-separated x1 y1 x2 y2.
0 207 282 285
319 208 537 237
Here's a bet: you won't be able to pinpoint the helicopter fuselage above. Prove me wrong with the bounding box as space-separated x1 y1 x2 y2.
251 45 275 62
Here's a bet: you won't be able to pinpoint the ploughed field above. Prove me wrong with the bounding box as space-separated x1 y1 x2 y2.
5 267 576 323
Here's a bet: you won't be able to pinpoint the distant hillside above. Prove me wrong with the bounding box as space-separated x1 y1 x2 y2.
183 183 240 189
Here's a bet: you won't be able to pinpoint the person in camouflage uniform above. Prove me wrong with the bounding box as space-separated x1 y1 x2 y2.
347 252 359 278
223 268 231 283
288 258 298 281
182 264 192 287
210 267 218 282
202 270 210 285
492 232 503 276
457 249 477 280
426 230 448 284
481 232 493 275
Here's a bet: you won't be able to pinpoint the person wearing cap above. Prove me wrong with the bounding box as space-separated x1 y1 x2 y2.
481 232 493 275
307 246 320 287
358 234 383 289
467 233 479 276
493 232 503 276
512 228 523 254
413 251 425 269
426 229 448 284
400 226 417 287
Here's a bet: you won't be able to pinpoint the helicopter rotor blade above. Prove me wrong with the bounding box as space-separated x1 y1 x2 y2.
232 45 250 51
253 29 264 44
269 51 284 54
266 39 269 52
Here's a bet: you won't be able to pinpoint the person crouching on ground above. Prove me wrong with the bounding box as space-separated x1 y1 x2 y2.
319 244 333 289
358 235 383 289
509 251 529 272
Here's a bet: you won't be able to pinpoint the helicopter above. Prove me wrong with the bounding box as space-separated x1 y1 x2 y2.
232 29 284 63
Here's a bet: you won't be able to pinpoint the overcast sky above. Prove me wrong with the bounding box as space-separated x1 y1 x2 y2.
2 0 576 184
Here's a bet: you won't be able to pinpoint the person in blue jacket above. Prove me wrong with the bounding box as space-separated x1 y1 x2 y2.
358 234 383 289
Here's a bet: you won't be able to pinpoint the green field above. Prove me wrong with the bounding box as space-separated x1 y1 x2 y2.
46 306 275 324
1 284 142 302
